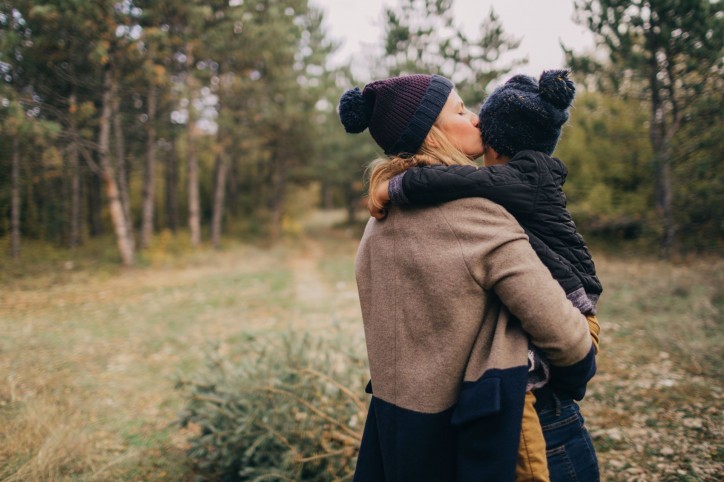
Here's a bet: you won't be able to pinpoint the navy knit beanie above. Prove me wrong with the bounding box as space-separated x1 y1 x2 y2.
338 74 453 156
480 69 575 158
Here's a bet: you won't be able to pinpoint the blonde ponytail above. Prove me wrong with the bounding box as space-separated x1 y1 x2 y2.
367 125 477 212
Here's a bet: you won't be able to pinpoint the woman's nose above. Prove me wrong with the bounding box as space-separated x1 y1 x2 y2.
470 111 479 127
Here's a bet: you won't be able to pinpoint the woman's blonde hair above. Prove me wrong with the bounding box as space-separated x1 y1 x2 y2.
367 124 477 211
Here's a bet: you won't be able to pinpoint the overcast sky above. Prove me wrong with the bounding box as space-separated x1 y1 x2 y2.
312 0 596 85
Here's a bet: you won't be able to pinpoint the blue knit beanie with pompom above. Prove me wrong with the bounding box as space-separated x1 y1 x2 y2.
479 69 575 157
338 74 453 156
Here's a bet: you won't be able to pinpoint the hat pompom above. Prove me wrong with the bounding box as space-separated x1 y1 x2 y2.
539 70 575 109
339 87 372 134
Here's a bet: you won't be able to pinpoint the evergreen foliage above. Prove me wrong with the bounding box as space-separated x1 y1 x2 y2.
555 91 653 239
0 0 721 261
382 0 525 105
568 0 724 252
177 334 368 481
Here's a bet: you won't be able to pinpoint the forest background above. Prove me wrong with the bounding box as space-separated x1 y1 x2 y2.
0 0 722 481
1 0 721 262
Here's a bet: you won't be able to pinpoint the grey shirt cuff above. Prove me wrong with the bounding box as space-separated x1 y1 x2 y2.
567 287 597 315
388 173 410 205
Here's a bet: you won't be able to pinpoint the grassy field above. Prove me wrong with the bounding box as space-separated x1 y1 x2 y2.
1 212 722 481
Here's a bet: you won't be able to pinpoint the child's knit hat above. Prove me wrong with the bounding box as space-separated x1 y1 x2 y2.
480 69 575 157
338 74 453 156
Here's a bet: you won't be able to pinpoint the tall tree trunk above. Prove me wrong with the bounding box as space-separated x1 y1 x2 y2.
70 147 82 247
648 48 676 256
655 143 675 252
11 137 20 258
211 150 228 249
270 154 286 241
88 171 103 236
187 117 201 246
141 85 158 248
211 91 228 250
112 85 135 248
165 135 179 232
100 69 135 266
186 43 201 246
227 157 239 218
69 93 82 247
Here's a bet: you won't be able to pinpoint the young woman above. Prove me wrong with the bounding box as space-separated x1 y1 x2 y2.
339 74 598 481
366 70 603 481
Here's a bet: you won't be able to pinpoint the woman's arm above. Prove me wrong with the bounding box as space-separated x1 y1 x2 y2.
449 199 595 393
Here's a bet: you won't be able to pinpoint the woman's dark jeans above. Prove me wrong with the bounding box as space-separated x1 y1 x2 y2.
538 395 600 482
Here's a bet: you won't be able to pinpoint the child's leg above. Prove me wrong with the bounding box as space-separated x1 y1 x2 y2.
587 314 600 354
516 390 550 482
538 395 600 481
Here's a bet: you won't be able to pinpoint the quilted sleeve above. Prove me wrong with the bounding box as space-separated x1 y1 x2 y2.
400 160 540 216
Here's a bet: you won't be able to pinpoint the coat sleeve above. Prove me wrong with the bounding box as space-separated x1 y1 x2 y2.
399 160 540 216
451 199 592 369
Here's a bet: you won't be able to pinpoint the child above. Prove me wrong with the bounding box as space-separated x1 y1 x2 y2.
370 69 602 481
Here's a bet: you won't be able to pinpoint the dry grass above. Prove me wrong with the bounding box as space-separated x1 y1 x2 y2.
0 214 722 481
586 253 723 481
0 219 364 481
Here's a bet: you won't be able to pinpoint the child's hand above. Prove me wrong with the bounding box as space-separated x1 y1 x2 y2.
368 180 391 220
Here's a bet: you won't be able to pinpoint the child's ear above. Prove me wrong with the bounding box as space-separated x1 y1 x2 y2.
488 146 503 160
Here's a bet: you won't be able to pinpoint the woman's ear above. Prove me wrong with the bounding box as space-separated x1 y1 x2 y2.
425 133 439 149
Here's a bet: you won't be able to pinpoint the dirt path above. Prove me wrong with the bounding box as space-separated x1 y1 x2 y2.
284 233 364 342
289 239 332 307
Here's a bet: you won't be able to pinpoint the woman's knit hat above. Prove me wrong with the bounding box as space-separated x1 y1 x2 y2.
480 69 575 158
338 74 453 156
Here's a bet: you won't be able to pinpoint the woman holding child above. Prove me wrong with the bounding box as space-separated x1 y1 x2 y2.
340 71 601 481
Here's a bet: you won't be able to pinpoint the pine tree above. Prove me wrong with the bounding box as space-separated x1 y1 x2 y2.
572 0 723 253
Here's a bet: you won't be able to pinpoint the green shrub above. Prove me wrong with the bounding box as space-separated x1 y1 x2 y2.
176 334 369 481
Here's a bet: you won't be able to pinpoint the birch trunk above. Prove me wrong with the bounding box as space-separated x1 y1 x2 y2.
112 87 134 247
100 70 135 266
186 44 201 246
187 118 201 246
141 86 158 248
